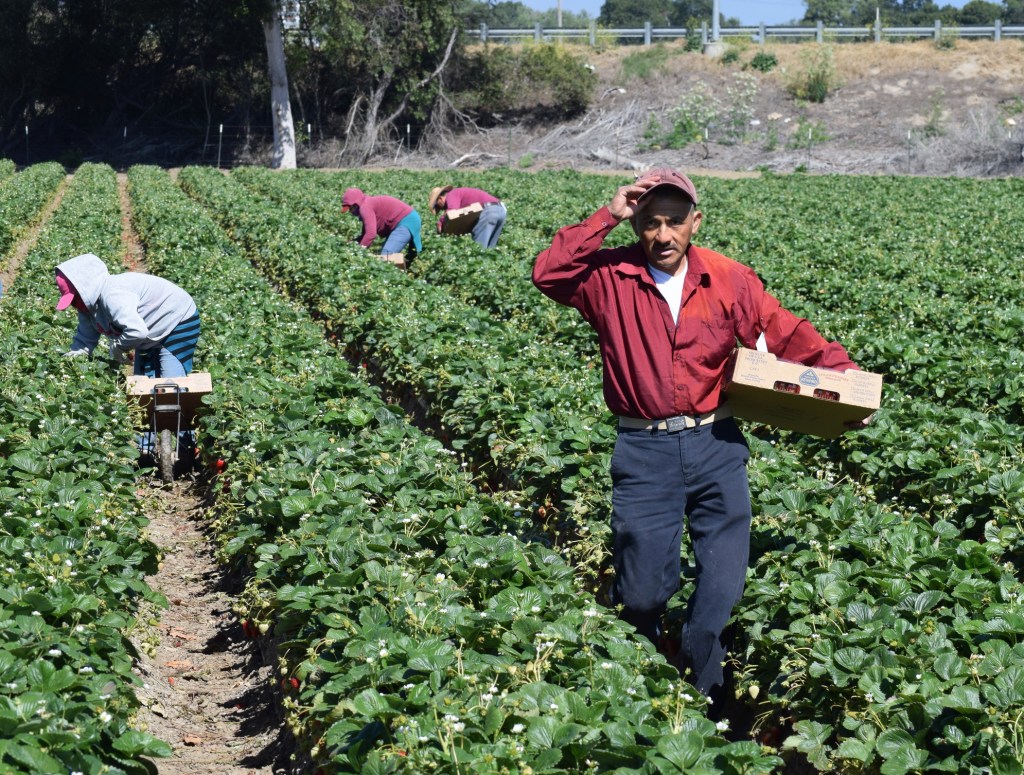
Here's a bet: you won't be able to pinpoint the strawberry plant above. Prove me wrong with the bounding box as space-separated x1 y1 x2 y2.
0 163 169 773
205 167 1024 772
5 162 1021 773
0 162 65 259
128 164 776 773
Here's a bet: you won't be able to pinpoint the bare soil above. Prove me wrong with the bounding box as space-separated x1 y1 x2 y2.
401 39 1024 178
118 172 145 271
131 480 287 775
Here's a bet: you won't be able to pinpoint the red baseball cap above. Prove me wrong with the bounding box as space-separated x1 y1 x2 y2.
55 271 77 311
636 168 699 205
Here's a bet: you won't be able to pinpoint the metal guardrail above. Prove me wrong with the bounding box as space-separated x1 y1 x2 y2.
467 20 1024 46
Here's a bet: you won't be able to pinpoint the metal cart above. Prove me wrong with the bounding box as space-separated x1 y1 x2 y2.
126 372 212 482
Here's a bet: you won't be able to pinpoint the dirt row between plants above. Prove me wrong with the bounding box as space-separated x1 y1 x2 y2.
116 172 288 774
0 174 70 295
130 482 286 774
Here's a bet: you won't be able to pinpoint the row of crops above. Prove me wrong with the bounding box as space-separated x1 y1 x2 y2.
1 161 1022 773
0 164 171 773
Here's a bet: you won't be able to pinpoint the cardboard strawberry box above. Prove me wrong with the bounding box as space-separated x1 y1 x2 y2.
724 348 882 438
440 202 483 235
127 372 213 423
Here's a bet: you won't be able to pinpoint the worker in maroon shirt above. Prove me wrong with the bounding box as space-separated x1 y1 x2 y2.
533 168 869 704
341 188 423 265
428 185 506 248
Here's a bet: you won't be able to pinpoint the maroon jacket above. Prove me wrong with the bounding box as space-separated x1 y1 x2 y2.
342 188 413 248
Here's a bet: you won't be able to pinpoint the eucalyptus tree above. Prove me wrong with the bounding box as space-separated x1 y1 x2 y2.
259 0 298 169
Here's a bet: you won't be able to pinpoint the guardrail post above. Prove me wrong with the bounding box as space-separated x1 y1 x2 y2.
644 21 652 46
589 21 597 46
479 23 487 43
934 19 941 41
701 21 708 45
874 22 881 43
994 19 1001 41
534 22 542 42
758 22 765 43
816 20 823 43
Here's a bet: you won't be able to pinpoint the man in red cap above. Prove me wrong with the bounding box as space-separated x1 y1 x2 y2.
533 169 867 705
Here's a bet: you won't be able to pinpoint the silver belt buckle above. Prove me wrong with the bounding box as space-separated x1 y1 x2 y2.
665 415 691 432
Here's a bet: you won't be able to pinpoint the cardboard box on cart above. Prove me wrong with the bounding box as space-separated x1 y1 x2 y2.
440 202 483 235
724 348 882 438
126 372 213 432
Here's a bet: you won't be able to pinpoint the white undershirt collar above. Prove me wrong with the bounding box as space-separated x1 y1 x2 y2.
647 260 688 324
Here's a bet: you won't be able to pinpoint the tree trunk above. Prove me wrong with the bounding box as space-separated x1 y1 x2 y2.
263 13 296 170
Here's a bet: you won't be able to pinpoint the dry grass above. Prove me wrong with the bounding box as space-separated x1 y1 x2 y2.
353 38 1024 177
758 38 1024 80
591 37 1024 83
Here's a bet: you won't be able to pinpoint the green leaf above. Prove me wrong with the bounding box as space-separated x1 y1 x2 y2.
526 716 559 748
280 494 312 518
655 732 705 769
345 405 374 426
876 728 915 759
878 741 927 775
112 730 174 758
835 737 874 763
5 740 65 773
933 652 965 682
943 685 982 711
984 664 1024 707
483 705 504 736
7 452 46 476
352 688 389 718
833 646 869 673
406 640 454 672
901 590 944 614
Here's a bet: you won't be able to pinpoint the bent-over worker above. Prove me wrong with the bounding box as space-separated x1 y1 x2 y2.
342 187 422 265
56 253 200 378
428 185 507 248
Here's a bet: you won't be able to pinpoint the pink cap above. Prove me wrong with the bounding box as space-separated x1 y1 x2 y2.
55 272 77 311
636 168 699 205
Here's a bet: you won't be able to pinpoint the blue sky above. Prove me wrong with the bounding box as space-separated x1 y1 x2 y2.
523 1 971 25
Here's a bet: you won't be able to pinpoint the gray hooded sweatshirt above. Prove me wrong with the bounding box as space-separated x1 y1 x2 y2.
57 253 197 354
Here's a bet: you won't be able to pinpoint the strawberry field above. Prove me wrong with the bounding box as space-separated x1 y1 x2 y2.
1 162 1022 774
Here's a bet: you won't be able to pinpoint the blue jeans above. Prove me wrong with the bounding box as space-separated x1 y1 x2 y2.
610 417 751 696
134 347 187 378
381 211 423 255
134 311 200 378
471 203 506 248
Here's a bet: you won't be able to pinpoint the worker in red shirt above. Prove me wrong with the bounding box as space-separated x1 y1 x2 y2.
342 188 422 266
428 185 507 248
533 168 869 703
